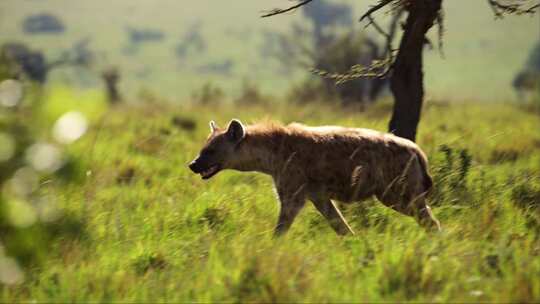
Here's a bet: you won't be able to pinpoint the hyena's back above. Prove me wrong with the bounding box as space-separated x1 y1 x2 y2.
283 124 432 204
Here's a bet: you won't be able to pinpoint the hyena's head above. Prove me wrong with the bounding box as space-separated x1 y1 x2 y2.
188 119 245 180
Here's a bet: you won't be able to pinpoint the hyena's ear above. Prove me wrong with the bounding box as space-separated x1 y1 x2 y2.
209 120 219 133
226 119 245 143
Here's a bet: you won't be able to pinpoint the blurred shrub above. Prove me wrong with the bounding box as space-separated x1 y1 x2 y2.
22 13 65 35
513 70 540 94
313 34 386 105
196 59 233 76
199 207 228 230
131 251 168 275
1 39 93 84
430 144 473 206
191 82 225 105
302 0 352 34
171 116 197 132
176 21 206 59
287 34 386 105
127 27 165 45
234 80 270 106
262 0 387 106
287 78 335 104
124 27 165 56
1 43 48 83
489 148 522 164
513 41 540 106
0 51 20 81
511 182 540 211
137 88 163 104
0 57 87 285
520 187 540 231
116 166 136 185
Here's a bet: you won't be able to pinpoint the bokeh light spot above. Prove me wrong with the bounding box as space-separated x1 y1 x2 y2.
0 255 24 285
52 111 88 144
6 199 37 228
8 167 39 198
0 79 23 108
25 142 64 173
35 195 61 223
0 132 16 162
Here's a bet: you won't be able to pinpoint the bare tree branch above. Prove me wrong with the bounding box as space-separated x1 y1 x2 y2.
358 0 403 68
383 8 404 58
261 0 315 18
487 0 540 18
359 0 394 22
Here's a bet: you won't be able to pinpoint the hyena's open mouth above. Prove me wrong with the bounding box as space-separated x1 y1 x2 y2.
200 164 221 179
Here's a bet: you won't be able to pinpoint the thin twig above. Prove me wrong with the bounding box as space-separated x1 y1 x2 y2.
365 15 390 40
359 0 394 22
261 0 315 18
487 0 539 18
383 8 404 58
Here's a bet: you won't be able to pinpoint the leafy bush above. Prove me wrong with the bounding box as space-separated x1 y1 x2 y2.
191 82 225 105
22 13 65 34
131 252 168 275
234 81 271 106
511 182 540 211
431 144 473 205
283 33 387 106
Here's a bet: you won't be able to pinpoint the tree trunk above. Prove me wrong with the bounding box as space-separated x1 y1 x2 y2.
388 0 442 142
102 68 122 105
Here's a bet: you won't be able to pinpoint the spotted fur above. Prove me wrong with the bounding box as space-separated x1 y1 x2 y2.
189 119 441 236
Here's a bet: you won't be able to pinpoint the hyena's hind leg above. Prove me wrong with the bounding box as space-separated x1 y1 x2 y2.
309 193 355 235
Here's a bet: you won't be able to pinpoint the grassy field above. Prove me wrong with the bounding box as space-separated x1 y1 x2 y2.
1 86 540 302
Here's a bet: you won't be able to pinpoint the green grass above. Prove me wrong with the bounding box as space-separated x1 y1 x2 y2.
2 86 540 302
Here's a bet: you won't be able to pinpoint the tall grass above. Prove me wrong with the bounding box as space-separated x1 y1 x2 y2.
1 87 540 302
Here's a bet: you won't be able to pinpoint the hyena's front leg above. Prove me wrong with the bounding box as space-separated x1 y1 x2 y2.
273 183 307 237
309 194 355 236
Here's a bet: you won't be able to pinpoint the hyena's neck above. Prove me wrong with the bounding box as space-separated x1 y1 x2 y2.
229 128 287 175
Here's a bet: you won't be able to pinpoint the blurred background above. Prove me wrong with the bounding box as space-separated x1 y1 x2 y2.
0 0 538 102
1 1 540 301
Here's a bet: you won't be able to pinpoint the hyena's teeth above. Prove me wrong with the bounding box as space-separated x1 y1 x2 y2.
201 165 218 178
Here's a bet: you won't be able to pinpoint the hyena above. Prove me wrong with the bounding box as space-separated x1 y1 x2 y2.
189 119 441 236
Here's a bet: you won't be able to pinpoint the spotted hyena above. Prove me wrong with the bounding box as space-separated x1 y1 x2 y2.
189 119 440 236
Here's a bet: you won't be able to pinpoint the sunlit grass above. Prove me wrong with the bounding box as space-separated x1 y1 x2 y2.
41 85 107 124
1 88 540 302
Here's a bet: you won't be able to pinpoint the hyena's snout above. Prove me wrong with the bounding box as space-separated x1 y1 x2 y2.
188 157 221 180
188 158 201 173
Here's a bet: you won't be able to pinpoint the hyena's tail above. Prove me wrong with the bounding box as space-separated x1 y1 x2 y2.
416 151 433 194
